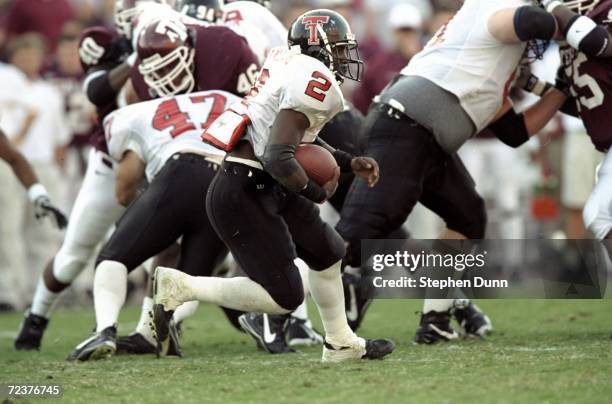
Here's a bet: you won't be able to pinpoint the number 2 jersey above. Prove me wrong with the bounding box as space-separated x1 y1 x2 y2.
105 90 240 181
232 46 345 159
561 0 612 152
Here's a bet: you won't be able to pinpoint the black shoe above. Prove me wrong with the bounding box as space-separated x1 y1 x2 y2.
150 305 183 358
414 311 459 345
67 326 117 361
363 339 396 360
116 332 156 355
15 310 48 351
343 272 372 331
287 317 324 347
238 313 295 354
0 302 15 312
453 301 493 338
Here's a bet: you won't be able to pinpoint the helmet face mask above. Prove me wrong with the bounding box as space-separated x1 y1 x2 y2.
560 0 600 14
289 9 364 83
139 46 195 97
115 0 140 39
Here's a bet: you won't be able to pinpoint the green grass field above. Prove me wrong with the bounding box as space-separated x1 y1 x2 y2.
1 299 611 403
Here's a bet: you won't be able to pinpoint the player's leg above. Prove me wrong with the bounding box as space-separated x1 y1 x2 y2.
68 156 201 361
418 153 491 343
16 150 124 350
583 150 612 255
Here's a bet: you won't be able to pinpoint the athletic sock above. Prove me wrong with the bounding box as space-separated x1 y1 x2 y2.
94 261 128 332
187 275 288 314
30 277 61 318
173 300 199 324
292 300 308 321
308 260 355 347
423 299 454 314
135 296 155 344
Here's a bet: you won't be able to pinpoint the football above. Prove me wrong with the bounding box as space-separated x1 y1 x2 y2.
295 143 339 185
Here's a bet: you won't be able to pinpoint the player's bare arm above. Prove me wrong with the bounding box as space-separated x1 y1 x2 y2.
115 151 146 206
261 109 338 202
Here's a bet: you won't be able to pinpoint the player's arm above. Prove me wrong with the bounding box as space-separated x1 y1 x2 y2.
261 109 338 203
488 6 559 44
83 56 135 107
314 137 379 188
487 88 567 148
115 150 145 206
0 129 67 228
544 2 612 57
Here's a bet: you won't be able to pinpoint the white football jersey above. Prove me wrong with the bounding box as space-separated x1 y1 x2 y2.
401 0 529 132
105 90 239 181
222 1 288 63
231 46 345 158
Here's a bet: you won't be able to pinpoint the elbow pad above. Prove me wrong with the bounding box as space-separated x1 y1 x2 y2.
84 70 116 107
513 6 557 41
566 15 610 57
488 110 530 148
261 143 304 191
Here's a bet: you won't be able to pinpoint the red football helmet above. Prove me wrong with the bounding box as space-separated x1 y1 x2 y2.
137 18 196 97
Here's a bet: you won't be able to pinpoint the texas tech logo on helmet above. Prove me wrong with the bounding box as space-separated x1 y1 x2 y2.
302 16 330 45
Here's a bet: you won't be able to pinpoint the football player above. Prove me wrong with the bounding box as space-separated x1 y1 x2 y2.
126 15 260 102
0 128 67 229
151 9 395 363
67 89 238 361
14 26 135 350
334 0 584 344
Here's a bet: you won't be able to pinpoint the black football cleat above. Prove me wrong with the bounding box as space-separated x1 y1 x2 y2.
15 310 48 351
453 300 493 338
287 317 324 347
150 305 183 358
238 313 295 354
414 311 460 345
322 337 395 362
116 332 156 355
67 326 117 361
343 272 372 331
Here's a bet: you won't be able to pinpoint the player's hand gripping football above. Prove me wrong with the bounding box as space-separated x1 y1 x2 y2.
351 157 380 188
33 195 68 229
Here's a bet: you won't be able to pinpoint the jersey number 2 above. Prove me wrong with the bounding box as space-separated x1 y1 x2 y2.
152 94 227 138
305 71 332 102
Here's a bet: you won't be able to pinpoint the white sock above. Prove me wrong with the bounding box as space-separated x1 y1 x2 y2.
423 299 454 314
292 300 308 321
135 296 154 343
173 301 199 323
188 276 289 314
30 278 61 318
308 261 354 346
94 261 128 332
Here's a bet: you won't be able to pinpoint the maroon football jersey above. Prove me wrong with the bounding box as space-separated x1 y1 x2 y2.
78 26 127 153
131 24 259 101
561 0 612 151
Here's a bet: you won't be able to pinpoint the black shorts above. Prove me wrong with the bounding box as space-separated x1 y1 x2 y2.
97 153 227 276
337 104 486 245
206 161 345 311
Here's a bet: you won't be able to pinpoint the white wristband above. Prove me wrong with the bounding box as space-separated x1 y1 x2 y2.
126 52 137 67
567 16 597 49
27 183 48 203
544 0 563 13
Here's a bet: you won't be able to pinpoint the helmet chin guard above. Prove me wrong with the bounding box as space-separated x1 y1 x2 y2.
139 46 195 97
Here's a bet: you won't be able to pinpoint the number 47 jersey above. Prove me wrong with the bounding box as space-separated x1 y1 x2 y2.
105 90 241 181
224 46 345 158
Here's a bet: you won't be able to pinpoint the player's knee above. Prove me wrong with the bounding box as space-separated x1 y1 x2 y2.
53 248 91 284
267 279 304 312
449 194 487 239
307 226 346 271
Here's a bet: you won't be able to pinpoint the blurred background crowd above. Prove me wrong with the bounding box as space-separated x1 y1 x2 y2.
0 0 602 311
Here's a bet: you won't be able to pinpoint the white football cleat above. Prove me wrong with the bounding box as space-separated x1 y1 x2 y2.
152 266 191 312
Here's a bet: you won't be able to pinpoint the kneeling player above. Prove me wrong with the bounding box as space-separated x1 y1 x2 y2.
152 9 394 362
68 89 238 361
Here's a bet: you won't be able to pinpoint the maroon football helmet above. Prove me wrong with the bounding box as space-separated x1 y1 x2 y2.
115 0 172 39
561 0 601 14
137 18 196 97
78 26 119 70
